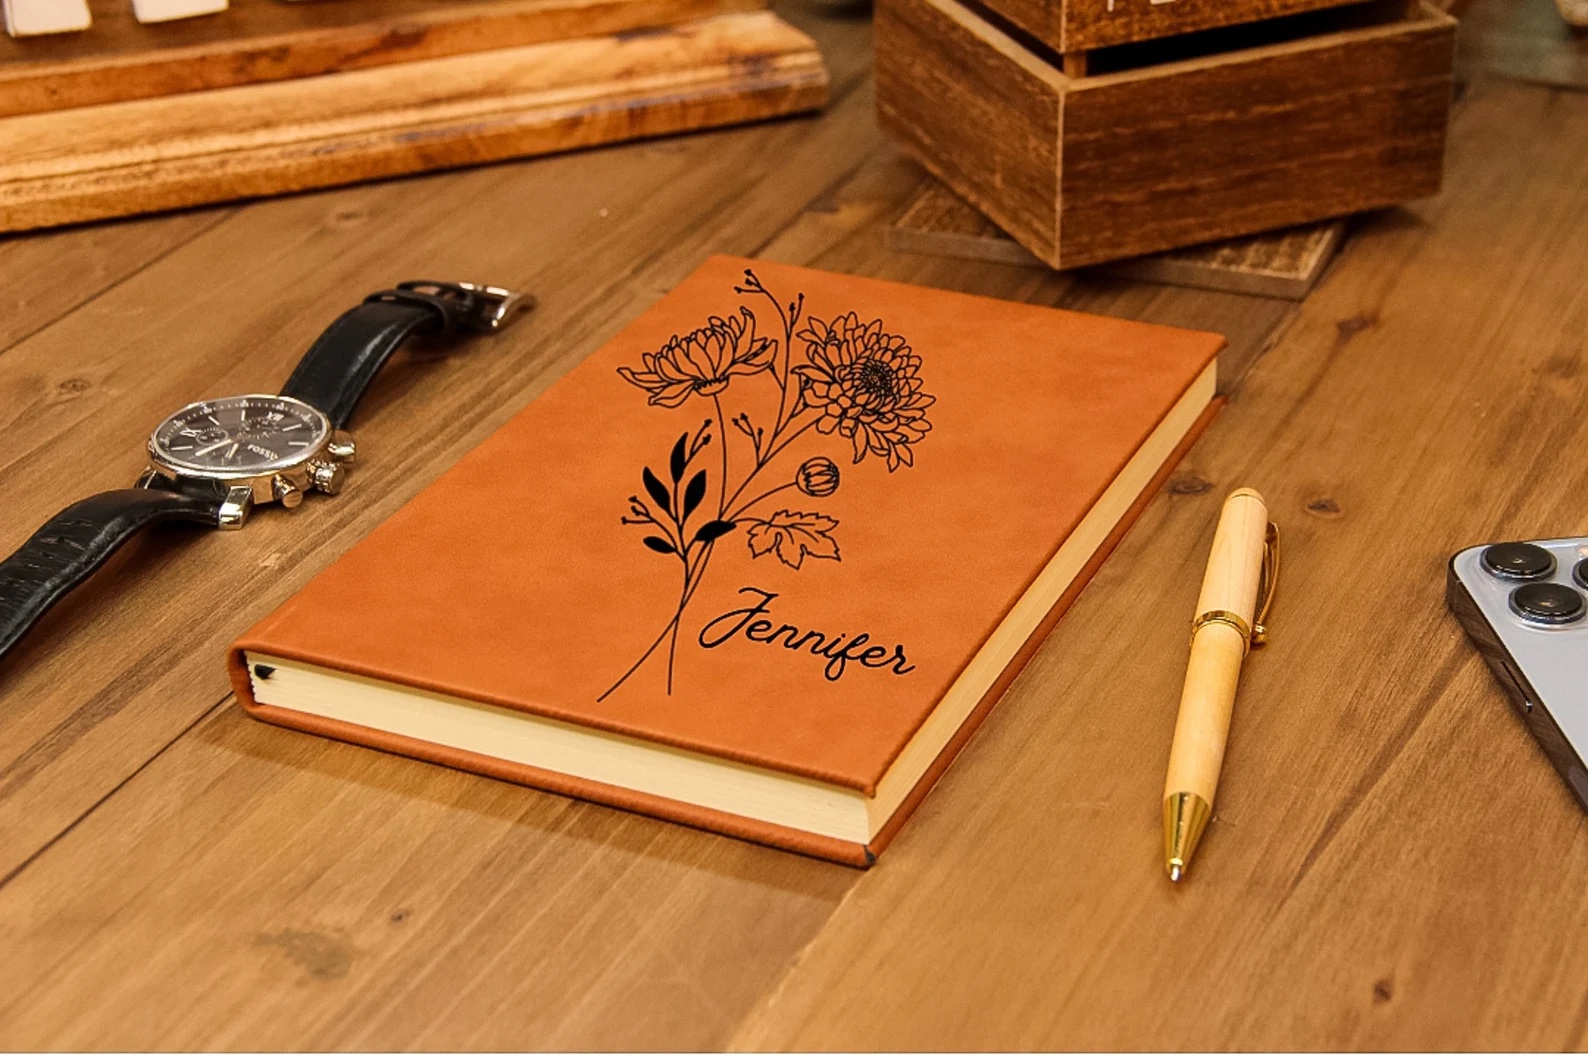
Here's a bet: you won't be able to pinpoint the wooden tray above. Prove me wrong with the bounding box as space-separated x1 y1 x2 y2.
0 0 759 117
889 180 1346 299
0 8 827 232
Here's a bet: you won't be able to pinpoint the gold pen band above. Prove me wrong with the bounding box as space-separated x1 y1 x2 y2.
1190 609 1253 651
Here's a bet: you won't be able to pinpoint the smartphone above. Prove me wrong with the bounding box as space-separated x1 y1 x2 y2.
1447 538 1588 814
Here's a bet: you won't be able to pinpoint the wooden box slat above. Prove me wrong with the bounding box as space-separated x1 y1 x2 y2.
0 0 758 118
0 10 828 232
990 0 1377 53
875 0 1453 269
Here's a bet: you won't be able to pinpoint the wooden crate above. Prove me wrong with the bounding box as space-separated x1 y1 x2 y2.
875 0 1454 270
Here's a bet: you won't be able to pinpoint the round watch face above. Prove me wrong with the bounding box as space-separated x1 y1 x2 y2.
149 395 330 477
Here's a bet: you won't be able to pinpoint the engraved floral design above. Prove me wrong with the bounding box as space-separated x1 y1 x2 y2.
615 309 773 407
795 456 840 498
599 270 933 701
795 313 934 471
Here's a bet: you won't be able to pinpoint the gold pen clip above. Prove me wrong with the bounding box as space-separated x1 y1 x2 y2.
1250 521 1278 647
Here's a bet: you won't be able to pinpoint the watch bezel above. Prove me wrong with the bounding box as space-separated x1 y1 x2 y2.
147 394 332 481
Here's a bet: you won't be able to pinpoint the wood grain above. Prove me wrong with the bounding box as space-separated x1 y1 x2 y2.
876 0 1454 269
1 0 1586 1046
1060 3 1454 268
0 0 759 118
0 209 229 352
875 0 1063 260
731 74 1588 1050
889 178 1348 298
0 10 828 234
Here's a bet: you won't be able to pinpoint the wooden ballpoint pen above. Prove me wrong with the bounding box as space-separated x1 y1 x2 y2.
1162 487 1278 882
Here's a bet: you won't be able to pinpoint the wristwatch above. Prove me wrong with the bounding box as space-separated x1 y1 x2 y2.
0 279 529 664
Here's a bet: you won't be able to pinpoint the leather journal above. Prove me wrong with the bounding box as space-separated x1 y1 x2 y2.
229 256 1225 866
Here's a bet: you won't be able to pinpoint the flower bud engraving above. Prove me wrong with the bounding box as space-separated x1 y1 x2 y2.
797 456 840 498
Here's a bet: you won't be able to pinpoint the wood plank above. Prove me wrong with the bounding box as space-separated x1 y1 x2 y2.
0 209 228 354
0 0 759 118
732 76 1588 1051
0 11 828 234
0 706 858 1050
889 178 1347 299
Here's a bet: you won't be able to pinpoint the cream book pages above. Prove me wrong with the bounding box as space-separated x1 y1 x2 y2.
3 0 90 35
130 0 226 23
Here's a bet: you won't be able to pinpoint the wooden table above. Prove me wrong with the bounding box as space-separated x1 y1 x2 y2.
2 0 1586 1047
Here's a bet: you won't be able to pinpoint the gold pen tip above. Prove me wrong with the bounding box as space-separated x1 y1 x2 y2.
1167 860 1184 883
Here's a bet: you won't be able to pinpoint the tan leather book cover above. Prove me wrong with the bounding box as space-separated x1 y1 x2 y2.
230 256 1224 865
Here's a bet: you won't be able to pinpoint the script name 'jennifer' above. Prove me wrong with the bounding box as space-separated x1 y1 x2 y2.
698 587 917 683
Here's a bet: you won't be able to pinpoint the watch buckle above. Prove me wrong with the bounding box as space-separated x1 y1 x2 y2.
395 281 532 334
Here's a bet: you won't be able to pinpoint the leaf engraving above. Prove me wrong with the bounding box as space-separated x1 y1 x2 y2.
744 510 840 570
669 433 689 483
683 470 708 520
642 535 676 555
693 519 737 545
642 467 671 516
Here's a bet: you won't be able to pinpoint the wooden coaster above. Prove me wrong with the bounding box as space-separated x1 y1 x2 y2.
0 9 828 232
888 181 1347 300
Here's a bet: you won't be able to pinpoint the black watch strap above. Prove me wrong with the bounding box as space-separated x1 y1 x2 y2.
280 281 525 429
0 486 223 662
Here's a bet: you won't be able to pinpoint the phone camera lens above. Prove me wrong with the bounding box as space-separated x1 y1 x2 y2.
1509 583 1586 625
1482 542 1556 581
1577 559 1588 590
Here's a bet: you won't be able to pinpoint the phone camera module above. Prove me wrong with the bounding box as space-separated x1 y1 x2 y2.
1509 583 1586 626
1482 542 1556 581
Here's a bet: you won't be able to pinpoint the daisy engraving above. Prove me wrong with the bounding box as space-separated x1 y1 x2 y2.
599 269 934 701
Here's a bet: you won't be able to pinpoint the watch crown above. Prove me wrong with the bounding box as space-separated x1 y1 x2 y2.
328 430 356 463
272 475 304 509
309 460 345 495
